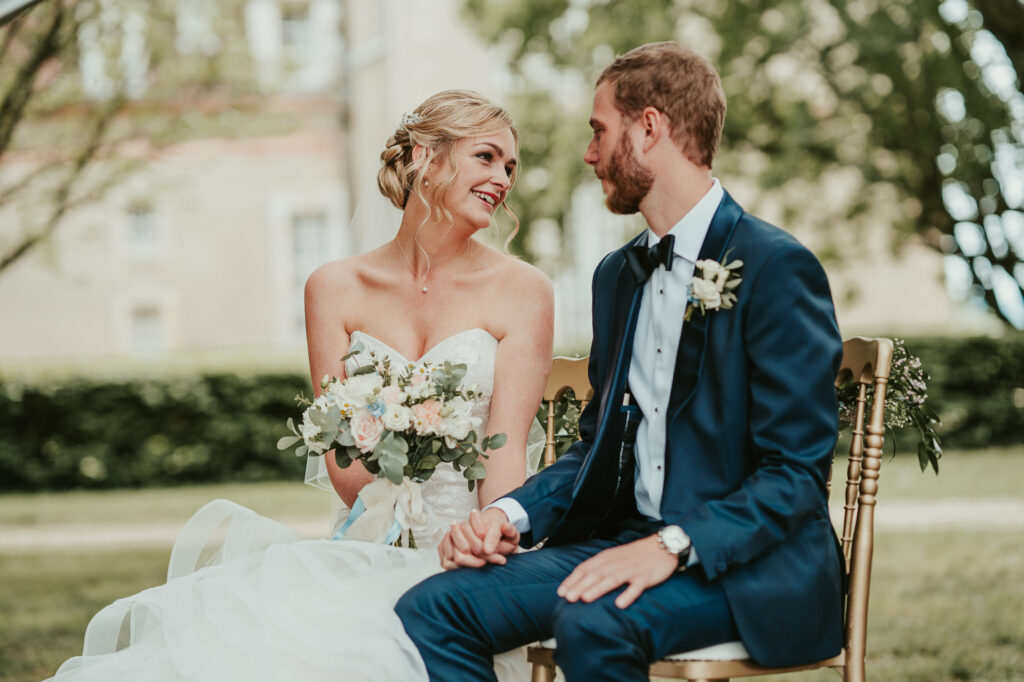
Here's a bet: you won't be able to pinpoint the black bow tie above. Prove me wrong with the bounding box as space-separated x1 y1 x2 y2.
624 235 675 285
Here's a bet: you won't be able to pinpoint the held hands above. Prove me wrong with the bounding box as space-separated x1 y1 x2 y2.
557 534 677 609
438 508 520 570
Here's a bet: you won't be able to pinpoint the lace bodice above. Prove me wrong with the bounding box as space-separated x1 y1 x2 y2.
344 328 500 549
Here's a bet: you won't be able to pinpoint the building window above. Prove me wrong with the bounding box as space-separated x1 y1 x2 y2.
291 209 329 334
131 307 163 353
127 203 158 256
281 3 311 55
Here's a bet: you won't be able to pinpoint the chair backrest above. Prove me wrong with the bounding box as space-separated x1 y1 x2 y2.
543 357 593 467
832 336 893 668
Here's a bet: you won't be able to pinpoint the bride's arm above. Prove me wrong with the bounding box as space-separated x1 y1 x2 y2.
477 265 554 508
304 264 375 508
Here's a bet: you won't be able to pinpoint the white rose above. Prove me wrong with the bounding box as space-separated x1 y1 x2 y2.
690 277 722 309
696 260 729 291
382 404 413 432
339 373 384 406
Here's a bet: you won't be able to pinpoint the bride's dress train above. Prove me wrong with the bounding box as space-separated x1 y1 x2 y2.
48 328 536 682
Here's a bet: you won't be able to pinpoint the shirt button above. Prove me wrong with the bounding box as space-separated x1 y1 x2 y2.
657 347 662 353
654 407 659 413
657 465 662 470
659 288 664 294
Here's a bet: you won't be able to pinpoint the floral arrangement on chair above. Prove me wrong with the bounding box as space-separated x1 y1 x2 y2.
836 338 942 473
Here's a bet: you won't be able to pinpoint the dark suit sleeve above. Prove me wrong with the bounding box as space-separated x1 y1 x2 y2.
679 245 843 581
504 255 611 546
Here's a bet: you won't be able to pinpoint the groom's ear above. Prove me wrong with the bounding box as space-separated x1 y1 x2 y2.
638 106 665 152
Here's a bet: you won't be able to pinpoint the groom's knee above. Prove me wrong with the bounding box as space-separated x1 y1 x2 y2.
395 574 449 635
551 594 647 655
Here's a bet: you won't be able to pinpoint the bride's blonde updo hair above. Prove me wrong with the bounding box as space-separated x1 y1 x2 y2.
377 90 519 235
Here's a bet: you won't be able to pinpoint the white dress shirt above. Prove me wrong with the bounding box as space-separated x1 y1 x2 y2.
489 180 725 536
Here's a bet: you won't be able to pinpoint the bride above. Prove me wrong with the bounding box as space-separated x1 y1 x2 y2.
46 90 555 682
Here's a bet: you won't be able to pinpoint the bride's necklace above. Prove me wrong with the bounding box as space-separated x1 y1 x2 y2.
394 238 473 294
395 238 429 293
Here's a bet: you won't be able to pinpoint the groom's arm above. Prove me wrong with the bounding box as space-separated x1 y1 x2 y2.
678 243 843 582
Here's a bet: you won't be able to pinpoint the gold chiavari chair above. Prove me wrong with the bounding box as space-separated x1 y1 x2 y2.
541 356 593 468
529 337 893 682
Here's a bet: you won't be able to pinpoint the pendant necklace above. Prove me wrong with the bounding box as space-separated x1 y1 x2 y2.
396 238 430 293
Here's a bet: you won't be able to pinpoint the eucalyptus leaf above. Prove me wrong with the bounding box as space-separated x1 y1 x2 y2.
341 340 365 361
484 433 507 450
277 435 302 450
457 451 478 469
466 461 487 480
295 445 308 457
351 365 376 377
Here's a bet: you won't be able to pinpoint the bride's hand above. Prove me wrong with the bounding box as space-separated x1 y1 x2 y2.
438 509 519 570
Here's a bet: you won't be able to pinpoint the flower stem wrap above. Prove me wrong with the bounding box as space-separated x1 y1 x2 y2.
343 477 427 544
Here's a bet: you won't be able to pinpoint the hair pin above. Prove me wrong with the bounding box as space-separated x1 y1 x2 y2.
401 112 423 126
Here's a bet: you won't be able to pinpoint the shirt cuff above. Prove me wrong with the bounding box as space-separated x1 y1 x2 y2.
686 545 701 568
484 498 531 534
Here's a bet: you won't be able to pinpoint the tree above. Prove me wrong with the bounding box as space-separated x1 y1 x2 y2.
463 0 1024 328
0 0 271 275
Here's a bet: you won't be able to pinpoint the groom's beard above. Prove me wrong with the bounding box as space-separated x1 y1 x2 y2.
603 133 654 215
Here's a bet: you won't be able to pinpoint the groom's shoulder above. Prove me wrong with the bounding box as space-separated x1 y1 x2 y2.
732 210 823 270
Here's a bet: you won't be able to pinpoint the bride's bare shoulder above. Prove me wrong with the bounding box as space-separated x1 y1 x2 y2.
483 247 553 301
305 250 392 296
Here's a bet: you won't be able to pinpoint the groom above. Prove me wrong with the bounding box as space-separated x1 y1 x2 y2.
397 42 845 681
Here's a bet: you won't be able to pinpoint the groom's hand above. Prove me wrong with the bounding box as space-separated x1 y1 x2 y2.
438 509 519 570
557 534 677 609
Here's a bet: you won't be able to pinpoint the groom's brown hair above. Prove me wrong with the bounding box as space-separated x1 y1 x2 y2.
598 42 725 168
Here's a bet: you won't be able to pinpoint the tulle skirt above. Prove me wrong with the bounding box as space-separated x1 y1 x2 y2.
46 499 528 682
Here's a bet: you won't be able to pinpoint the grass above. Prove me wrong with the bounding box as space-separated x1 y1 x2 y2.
0 481 327 527
0 548 169 682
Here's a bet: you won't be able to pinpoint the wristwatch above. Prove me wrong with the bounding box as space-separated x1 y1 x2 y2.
657 525 692 570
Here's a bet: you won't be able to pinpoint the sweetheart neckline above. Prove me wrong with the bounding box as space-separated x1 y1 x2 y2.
349 328 497 364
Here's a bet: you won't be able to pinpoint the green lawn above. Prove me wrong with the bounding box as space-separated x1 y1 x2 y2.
0 480 327 527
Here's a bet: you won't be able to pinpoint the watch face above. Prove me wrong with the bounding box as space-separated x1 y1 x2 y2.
661 526 688 553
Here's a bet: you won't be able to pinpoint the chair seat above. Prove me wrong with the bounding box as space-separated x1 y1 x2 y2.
534 638 750 661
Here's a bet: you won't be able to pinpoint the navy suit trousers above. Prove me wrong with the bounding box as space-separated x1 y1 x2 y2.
396 527 739 682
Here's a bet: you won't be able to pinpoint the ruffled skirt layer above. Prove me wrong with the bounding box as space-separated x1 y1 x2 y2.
47 500 526 682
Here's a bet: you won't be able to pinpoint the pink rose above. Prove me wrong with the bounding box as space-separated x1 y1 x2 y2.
412 399 443 435
350 409 384 453
379 385 405 405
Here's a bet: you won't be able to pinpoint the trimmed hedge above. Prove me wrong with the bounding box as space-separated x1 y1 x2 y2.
0 373 309 492
1 335 1021 492
894 334 1024 451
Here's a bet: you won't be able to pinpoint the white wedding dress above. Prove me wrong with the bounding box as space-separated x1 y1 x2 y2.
48 328 539 682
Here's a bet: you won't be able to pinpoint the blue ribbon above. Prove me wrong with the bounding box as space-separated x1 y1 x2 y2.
330 496 402 545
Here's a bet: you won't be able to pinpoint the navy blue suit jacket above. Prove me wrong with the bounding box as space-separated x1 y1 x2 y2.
507 191 845 667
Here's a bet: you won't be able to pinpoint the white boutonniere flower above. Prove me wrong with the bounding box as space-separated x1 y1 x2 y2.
685 253 743 321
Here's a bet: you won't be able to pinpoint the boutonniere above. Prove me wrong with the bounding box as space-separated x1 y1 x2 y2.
685 253 743 321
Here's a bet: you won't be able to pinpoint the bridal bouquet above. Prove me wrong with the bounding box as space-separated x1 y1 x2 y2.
278 340 505 545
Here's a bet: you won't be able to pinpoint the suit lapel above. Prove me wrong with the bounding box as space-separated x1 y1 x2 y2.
569 232 647 503
668 191 744 415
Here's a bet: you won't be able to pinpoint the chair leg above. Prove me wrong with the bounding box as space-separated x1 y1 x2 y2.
531 661 556 682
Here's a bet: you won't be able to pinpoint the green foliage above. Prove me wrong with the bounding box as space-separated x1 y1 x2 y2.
463 0 1024 327
0 372 308 492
